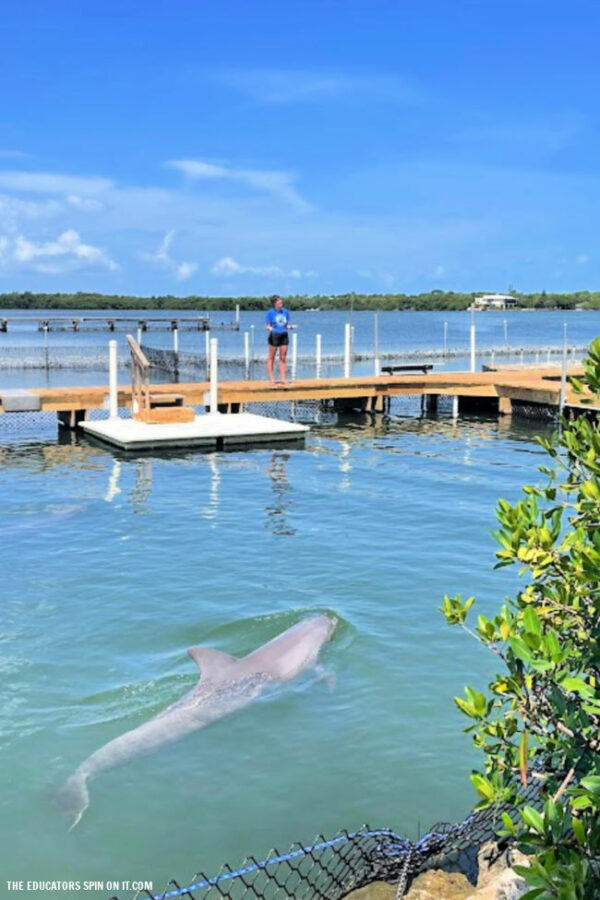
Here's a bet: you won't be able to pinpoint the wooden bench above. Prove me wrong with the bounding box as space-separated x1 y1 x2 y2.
381 364 433 375
127 335 195 424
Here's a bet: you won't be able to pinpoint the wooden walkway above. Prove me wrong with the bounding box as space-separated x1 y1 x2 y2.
0 365 591 424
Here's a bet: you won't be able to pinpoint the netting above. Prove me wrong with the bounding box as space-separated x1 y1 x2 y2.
141 344 586 381
107 779 545 900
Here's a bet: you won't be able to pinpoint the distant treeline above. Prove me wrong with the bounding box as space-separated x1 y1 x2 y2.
1 290 600 311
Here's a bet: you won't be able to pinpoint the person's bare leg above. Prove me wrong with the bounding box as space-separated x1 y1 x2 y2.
279 345 288 383
267 345 277 383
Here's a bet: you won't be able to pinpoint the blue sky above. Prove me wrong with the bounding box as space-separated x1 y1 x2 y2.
1 0 599 296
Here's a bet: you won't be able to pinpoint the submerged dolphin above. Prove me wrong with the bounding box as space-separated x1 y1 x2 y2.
60 614 335 828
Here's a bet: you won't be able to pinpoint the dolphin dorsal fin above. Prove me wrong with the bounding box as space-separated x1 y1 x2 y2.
187 646 237 681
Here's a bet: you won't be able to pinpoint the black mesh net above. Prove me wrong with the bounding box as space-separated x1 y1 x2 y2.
107 779 545 900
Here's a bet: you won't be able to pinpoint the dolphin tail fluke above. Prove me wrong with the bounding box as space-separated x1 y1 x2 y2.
58 771 90 830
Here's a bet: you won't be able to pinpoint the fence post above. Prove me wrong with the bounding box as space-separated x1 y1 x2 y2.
316 334 322 379
108 339 118 419
235 304 240 329
344 323 352 378
291 331 298 381
250 325 255 379
210 338 218 414
559 324 567 414
205 330 210 377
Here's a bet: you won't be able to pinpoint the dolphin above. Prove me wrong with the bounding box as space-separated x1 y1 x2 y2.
59 614 335 829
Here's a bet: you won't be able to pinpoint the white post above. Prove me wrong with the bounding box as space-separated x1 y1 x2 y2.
344 323 352 378
443 321 448 357
559 323 568 413
173 326 179 355
235 304 240 329
374 313 380 375
210 337 218 414
244 331 250 375
205 330 210 375
452 395 459 418
137 326 142 346
108 339 118 419
250 325 255 378
291 331 298 381
316 333 322 379
503 319 508 346
470 309 476 373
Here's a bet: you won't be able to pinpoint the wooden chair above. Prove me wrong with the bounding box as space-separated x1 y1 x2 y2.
127 335 195 424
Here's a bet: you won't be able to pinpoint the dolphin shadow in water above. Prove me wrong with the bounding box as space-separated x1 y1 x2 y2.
59 614 336 829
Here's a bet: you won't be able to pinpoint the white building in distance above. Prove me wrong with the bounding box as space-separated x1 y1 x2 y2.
470 293 520 310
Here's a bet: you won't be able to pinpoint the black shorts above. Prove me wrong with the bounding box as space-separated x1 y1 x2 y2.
268 332 289 348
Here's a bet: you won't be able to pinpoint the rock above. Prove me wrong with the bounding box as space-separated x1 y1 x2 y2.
467 866 528 899
472 841 530 899
342 882 396 900
342 843 531 900
343 871 472 900
404 869 472 900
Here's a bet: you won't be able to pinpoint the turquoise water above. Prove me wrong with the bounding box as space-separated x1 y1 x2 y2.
0 408 552 899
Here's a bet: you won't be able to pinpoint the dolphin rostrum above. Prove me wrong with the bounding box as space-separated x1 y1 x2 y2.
60 614 335 828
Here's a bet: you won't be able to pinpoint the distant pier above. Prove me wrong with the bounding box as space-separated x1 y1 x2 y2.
0 315 240 333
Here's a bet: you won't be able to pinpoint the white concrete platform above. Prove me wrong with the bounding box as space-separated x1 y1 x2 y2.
81 412 309 451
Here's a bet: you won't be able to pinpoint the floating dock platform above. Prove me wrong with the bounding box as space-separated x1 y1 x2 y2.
81 412 309 451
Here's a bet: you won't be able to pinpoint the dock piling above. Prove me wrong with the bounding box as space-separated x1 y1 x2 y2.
108 340 118 419
244 332 250 377
291 332 298 382
210 338 219 414
344 324 352 378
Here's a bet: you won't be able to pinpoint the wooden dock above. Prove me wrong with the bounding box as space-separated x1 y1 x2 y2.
0 365 591 427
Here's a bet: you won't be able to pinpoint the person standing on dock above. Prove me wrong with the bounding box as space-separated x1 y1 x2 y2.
266 295 295 384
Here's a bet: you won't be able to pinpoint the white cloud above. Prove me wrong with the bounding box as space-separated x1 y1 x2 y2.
167 159 311 211
66 194 104 211
175 261 197 280
143 230 197 281
576 254 589 265
211 256 314 280
12 229 118 273
0 194 64 232
213 69 421 105
0 171 113 195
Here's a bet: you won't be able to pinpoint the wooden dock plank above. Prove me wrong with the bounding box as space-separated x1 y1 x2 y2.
0 367 588 415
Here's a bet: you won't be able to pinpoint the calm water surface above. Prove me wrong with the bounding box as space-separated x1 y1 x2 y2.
0 401 554 898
